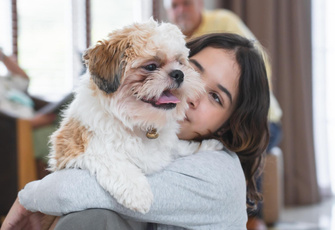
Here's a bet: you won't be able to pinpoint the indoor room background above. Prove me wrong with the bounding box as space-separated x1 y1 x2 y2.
0 0 334 229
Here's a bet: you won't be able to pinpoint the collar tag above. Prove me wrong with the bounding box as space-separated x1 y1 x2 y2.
146 128 159 139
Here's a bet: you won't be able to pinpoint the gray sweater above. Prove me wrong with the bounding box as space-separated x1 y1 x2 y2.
19 150 247 229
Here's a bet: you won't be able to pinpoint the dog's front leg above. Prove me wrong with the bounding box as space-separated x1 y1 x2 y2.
175 140 201 157
93 159 154 214
176 139 223 157
198 139 224 151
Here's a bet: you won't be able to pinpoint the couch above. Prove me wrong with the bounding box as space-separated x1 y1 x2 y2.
263 146 284 225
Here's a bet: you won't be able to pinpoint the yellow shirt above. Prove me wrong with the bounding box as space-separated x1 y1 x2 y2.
190 10 282 123
192 10 255 39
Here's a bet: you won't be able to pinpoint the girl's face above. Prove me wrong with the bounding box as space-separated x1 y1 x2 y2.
178 47 240 140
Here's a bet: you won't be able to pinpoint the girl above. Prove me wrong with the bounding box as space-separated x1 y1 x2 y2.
2 33 269 230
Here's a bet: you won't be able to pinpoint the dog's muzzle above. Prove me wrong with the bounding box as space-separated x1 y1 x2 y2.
140 70 184 110
141 89 180 110
169 70 184 87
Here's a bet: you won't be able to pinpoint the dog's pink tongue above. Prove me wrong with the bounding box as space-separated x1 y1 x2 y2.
156 91 180 105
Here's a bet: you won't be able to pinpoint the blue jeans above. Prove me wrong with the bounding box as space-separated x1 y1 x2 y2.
267 122 282 152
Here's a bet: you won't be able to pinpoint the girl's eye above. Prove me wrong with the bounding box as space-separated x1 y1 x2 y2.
144 64 157 71
210 92 222 105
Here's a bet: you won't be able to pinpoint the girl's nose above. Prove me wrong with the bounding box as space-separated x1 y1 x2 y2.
187 97 200 109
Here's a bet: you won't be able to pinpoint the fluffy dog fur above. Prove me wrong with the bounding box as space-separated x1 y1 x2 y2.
48 19 222 213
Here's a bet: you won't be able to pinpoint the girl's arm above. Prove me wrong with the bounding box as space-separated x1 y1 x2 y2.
19 150 247 229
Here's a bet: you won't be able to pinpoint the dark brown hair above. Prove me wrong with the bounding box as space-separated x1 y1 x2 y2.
186 33 270 204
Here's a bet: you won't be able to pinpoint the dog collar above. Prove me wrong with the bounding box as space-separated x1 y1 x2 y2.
146 127 159 139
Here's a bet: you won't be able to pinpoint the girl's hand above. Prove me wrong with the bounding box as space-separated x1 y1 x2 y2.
1 198 44 230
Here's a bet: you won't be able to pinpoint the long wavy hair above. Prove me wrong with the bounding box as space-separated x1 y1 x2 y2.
186 33 270 204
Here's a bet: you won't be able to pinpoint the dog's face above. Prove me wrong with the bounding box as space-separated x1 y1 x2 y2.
83 19 204 130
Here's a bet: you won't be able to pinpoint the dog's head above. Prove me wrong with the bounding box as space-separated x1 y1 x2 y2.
83 19 204 130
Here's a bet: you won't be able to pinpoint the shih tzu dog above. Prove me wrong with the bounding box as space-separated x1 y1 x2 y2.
48 19 222 214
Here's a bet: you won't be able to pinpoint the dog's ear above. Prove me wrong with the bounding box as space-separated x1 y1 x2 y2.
83 39 127 94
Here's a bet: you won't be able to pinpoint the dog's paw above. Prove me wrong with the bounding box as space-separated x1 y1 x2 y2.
95 163 154 214
199 139 223 151
119 182 154 214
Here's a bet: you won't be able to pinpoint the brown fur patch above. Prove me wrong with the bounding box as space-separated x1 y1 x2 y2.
53 118 92 169
82 21 159 94
83 40 127 93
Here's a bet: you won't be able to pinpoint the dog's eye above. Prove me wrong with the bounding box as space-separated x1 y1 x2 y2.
144 64 157 71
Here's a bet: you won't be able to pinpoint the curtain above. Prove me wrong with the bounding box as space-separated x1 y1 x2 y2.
85 0 91 48
218 0 320 205
11 0 18 56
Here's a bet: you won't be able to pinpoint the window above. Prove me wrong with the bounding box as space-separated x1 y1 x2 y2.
90 0 152 44
17 0 74 100
91 1 136 44
312 0 335 195
6 0 152 101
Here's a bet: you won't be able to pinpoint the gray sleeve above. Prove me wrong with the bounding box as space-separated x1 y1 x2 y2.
19 150 247 229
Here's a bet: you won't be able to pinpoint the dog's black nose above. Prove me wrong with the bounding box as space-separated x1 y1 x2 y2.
169 70 184 86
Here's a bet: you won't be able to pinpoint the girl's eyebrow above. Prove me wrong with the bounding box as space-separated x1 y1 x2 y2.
189 59 204 73
217 84 233 104
190 58 233 104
